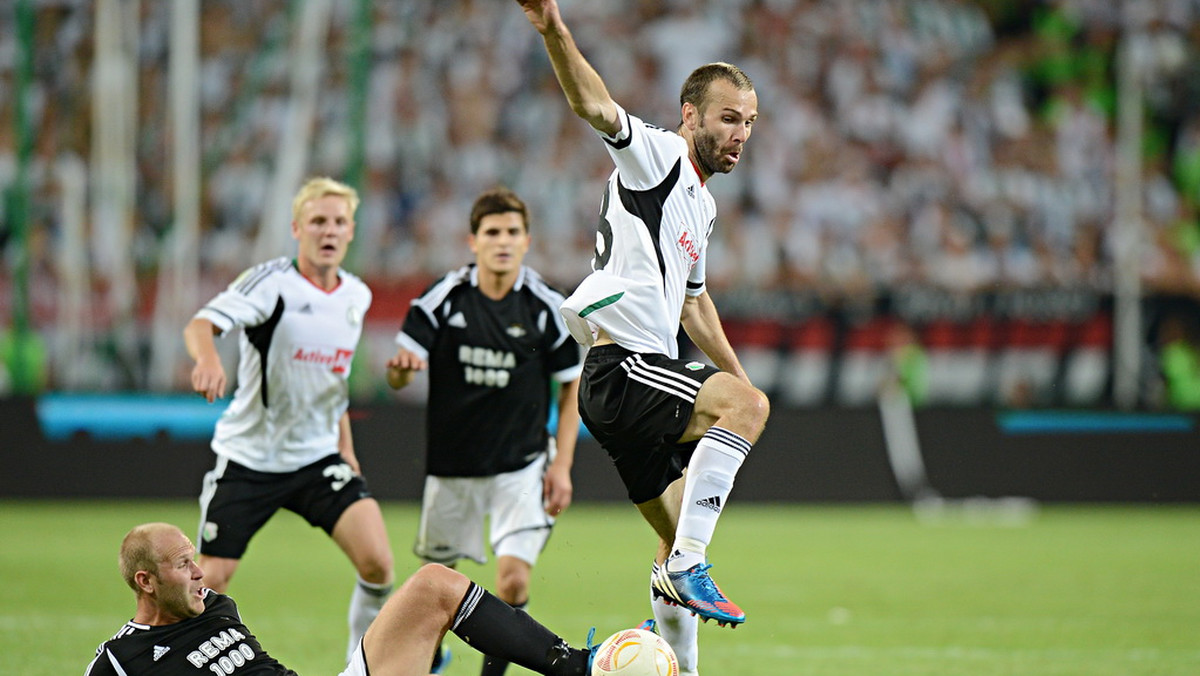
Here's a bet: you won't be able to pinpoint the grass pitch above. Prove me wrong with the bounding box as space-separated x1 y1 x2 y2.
1 500 1197 675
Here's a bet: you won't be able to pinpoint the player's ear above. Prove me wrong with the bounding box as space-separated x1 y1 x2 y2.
682 102 699 131
290 219 301 241
134 569 157 595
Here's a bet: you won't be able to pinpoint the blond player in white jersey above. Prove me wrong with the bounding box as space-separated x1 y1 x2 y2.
183 177 395 664
516 2 771 674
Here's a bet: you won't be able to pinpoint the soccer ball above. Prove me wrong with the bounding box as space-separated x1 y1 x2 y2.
591 628 679 676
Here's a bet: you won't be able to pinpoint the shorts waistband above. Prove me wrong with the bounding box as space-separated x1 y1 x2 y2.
586 343 635 362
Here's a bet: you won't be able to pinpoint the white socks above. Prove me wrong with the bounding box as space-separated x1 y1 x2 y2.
669 427 750 573
347 576 394 663
652 562 699 673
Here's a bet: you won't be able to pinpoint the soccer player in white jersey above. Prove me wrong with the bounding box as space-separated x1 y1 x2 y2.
386 187 583 676
516 1 770 672
85 523 599 676
183 177 395 664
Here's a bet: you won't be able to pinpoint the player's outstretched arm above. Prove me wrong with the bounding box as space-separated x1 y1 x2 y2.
515 0 620 136
183 317 226 403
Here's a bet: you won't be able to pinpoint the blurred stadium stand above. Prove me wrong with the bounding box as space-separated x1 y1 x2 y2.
2 0 1200 414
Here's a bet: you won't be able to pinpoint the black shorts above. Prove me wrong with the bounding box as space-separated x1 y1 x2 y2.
578 344 719 504
196 454 373 559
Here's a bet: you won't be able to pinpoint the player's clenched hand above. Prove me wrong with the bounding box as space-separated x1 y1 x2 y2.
386 348 426 373
191 358 227 403
543 462 573 517
514 0 560 34
385 348 426 389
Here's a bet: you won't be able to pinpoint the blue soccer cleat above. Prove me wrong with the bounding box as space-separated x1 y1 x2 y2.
652 562 745 627
637 618 657 634
585 627 598 673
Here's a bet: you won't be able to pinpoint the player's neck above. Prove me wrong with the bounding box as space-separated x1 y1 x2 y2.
683 134 711 184
477 269 516 300
133 600 186 627
295 259 341 292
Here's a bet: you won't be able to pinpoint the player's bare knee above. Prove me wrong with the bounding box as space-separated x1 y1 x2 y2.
357 549 395 585
731 384 770 437
745 387 770 429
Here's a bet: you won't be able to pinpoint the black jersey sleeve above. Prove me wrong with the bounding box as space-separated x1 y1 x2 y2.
83 646 121 676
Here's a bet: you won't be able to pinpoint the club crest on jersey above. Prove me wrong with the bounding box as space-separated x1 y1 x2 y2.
506 324 526 338
346 305 363 326
293 346 355 374
676 228 700 268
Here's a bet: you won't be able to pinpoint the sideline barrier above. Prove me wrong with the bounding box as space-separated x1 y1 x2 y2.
3 397 1197 503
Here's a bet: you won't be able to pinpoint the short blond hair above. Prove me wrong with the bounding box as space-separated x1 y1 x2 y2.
291 177 360 221
119 523 180 592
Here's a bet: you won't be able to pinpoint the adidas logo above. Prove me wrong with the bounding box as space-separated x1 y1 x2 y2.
297 303 313 314
696 495 722 512
686 185 696 198
153 645 171 661
448 312 467 328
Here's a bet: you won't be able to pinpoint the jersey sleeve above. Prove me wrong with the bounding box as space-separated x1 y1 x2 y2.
396 302 436 361
596 103 686 191
686 216 714 297
194 260 285 335
83 646 120 676
395 272 462 361
549 338 583 384
543 298 583 383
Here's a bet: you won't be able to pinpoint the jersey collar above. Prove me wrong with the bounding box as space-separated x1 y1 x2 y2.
688 156 706 186
469 263 527 292
292 258 343 294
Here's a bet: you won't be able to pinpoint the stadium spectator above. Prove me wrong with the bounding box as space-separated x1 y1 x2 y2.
182 178 395 663
84 522 597 676
9 0 1200 404
385 187 583 676
513 1 770 673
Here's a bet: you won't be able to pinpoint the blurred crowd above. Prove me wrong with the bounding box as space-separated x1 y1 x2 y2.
6 0 1200 295
4 0 1200 400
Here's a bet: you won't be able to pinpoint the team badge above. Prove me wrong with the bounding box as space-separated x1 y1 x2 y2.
346 305 362 326
202 521 219 542
685 361 706 371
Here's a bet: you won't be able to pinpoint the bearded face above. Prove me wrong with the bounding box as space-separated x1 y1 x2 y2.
686 80 757 180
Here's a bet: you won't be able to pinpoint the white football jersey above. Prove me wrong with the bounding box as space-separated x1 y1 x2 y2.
195 257 371 473
561 103 713 359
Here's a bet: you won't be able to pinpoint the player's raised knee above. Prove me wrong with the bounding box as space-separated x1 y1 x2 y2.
734 381 770 431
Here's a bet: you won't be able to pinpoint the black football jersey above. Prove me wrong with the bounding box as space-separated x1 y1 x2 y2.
85 591 297 676
396 265 583 476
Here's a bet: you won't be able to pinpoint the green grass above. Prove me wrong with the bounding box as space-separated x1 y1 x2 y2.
2 500 1198 675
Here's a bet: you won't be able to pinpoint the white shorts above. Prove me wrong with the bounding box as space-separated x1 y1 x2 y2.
338 640 366 676
415 443 556 567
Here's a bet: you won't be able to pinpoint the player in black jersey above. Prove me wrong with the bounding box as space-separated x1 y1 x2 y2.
85 523 596 676
386 188 582 676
